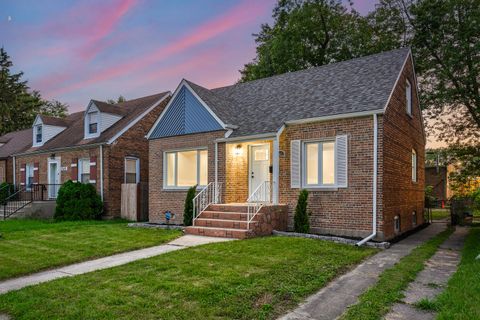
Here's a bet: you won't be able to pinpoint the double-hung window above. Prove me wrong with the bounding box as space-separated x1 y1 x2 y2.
125 157 139 184
35 125 42 143
406 79 412 116
88 112 98 134
78 158 90 183
165 149 208 188
303 140 336 187
26 164 34 190
411 149 417 182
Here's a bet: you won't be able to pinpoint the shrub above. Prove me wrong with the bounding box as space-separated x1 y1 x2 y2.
55 181 103 220
183 185 197 226
294 189 310 233
0 182 13 205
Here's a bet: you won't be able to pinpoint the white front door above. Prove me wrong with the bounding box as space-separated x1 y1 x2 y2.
249 144 270 202
48 159 61 199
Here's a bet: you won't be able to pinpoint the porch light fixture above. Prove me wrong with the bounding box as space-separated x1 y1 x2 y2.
234 144 243 156
50 153 56 160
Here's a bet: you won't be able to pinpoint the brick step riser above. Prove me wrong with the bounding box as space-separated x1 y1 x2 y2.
194 219 250 229
185 227 252 239
207 204 250 213
198 211 249 221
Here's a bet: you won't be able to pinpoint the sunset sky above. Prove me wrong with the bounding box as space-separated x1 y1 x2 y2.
1 0 376 112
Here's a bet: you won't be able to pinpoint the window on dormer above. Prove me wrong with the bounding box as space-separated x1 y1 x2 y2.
35 125 42 143
88 112 98 134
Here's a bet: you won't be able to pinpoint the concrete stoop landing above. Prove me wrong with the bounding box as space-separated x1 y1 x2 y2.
185 203 288 239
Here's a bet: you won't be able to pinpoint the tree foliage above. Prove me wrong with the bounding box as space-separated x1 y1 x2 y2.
107 95 126 104
0 48 68 135
241 0 480 145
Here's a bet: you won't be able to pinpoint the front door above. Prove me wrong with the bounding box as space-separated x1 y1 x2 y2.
48 159 60 199
249 144 270 202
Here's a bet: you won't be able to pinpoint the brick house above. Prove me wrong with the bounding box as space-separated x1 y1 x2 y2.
12 92 170 219
147 48 425 241
0 128 32 184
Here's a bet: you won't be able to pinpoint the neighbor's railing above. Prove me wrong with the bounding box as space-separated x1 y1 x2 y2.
192 182 222 226
2 184 61 220
246 180 272 229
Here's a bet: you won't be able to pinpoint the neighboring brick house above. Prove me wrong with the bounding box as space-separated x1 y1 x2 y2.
13 92 170 218
0 128 32 184
147 48 425 241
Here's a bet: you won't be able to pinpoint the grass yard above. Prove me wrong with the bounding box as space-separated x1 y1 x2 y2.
431 209 450 220
340 227 453 320
0 219 181 280
434 227 480 319
0 236 376 320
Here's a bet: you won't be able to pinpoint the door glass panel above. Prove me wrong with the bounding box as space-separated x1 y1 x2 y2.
254 149 269 161
306 143 318 185
322 142 335 184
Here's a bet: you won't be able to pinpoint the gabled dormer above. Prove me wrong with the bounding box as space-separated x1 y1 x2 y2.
84 100 123 139
32 115 68 147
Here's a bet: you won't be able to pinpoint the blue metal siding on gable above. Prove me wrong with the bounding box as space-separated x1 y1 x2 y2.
149 86 223 139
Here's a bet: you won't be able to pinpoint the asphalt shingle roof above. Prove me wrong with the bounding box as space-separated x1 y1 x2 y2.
188 48 411 138
18 92 170 154
0 129 33 158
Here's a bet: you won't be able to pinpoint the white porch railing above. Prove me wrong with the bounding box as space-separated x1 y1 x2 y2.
246 180 272 229
192 182 222 226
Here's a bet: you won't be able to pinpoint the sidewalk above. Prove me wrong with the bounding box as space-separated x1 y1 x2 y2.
0 235 232 295
385 226 467 320
279 223 447 320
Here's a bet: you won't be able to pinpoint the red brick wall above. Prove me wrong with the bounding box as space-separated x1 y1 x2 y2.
102 97 169 217
382 56 426 240
149 130 226 224
278 116 384 239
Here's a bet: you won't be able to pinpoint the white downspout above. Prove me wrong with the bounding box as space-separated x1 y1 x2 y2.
357 114 378 246
214 141 218 202
12 156 16 186
100 145 104 201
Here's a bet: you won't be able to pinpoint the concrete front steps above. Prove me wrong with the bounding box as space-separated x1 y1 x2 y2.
185 203 289 239
185 204 255 239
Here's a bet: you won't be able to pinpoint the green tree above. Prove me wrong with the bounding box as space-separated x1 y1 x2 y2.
0 48 68 135
239 0 399 82
107 95 126 104
294 189 310 233
183 185 197 226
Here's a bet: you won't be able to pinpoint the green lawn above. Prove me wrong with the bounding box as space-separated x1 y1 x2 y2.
340 228 453 320
0 219 181 280
434 227 480 319
431 209 450 220
0 236 376 320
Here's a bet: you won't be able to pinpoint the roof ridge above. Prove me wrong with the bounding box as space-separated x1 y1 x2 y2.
212 47 411 91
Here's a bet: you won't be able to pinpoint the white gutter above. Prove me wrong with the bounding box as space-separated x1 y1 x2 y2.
357 114 378 246
100 145 104 201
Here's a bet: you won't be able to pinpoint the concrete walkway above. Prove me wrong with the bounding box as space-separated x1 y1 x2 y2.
279 223 447 320
0 235 232 295
385 226 467 320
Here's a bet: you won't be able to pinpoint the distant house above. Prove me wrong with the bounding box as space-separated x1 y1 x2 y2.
425 166 450 203
147 48 425 241
0 129 32 184
10 92 170 218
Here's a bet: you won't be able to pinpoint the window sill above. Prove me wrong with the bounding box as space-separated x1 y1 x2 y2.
162 186 207 192
303 187 339 192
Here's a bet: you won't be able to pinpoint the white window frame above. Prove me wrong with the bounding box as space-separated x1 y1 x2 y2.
124 157 140 184
406 79 412 116
301 139 337 188
87 111 99 135
163 147 208 190
25 163 34 190
412 149 417 182
35 125 42 144
78 158 90 184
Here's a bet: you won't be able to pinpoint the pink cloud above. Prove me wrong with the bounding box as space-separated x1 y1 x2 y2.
46 0 271 97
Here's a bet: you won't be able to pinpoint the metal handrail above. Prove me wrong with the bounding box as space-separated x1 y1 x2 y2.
2 184 60 220
246 180 272 229
192 182 222 226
